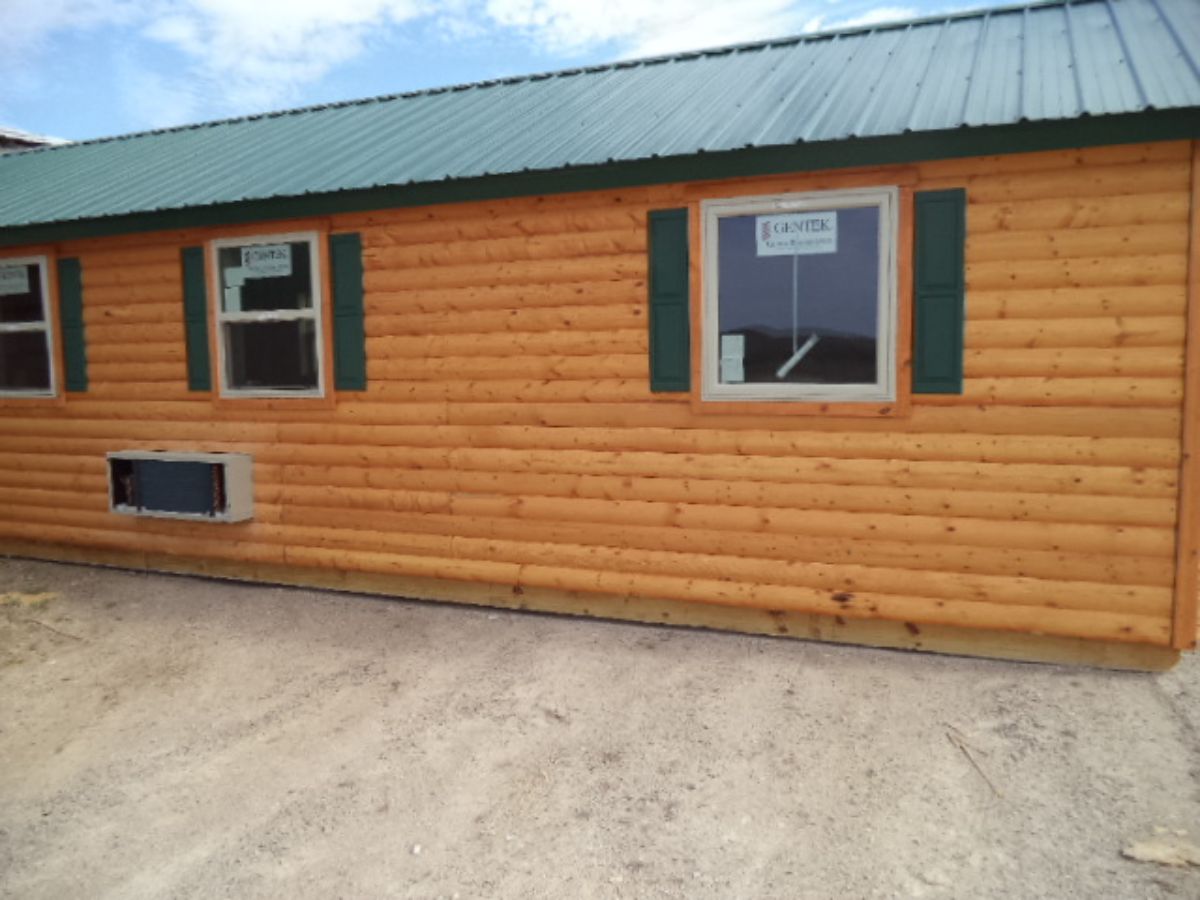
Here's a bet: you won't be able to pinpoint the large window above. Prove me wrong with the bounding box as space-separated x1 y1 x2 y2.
702 187 898 403
214 233 324 396
0 256 55 397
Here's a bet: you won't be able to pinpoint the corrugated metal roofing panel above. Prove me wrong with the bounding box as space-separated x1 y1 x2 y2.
815 28 918 141
902 20 983 134
1067 1 1140 114
1112 0 1199 108
1 0 1197 231
1023 5 1082 120
963 12 1025 125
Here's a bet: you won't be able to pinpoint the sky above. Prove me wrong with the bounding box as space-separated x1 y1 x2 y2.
0 0 985 143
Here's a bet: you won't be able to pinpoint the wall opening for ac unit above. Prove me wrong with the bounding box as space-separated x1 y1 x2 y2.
107 451 253 522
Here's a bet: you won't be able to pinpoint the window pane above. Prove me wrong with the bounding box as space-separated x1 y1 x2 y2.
716 206 879 386
0 263 45 324
0 330 52 392
219 241 313 313
225 319 318 391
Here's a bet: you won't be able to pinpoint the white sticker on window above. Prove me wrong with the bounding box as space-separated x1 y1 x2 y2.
224 266 247 289
0 265 30 296
755 212 837 256
241 244 292 278
720 333 745 384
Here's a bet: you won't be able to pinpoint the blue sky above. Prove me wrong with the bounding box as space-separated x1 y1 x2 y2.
1 0 983 142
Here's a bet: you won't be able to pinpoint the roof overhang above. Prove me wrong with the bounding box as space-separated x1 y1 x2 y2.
1 108 1197 249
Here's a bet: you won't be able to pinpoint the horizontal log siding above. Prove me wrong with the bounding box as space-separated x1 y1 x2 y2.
0 141 1192 647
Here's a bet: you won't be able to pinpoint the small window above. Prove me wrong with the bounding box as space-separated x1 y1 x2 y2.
0 256 55 397
701 187 898 403
213 233 323 396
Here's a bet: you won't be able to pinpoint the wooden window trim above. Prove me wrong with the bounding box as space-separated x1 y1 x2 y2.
688 185 914 418
0 252 64 407
207 229 334 404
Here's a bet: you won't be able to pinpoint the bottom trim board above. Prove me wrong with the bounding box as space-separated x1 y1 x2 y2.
0 539 1180 672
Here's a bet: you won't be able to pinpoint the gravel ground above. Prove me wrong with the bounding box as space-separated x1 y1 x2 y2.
0 557 1198 899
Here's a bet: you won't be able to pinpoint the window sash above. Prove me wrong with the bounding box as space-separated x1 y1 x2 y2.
219 309 317 324
0 256 56 398
700 187 898 403
210 233 325 398
220 319 320 392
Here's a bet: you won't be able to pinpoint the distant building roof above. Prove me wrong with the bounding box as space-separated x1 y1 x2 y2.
0 126 68 153
0 0 1197 235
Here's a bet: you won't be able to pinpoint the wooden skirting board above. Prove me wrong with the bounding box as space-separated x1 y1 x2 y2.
0 539 1179 672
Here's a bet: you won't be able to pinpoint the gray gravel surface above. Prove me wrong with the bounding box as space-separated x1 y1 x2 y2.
0 558 1197 899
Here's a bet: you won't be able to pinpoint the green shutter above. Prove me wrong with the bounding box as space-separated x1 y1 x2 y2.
180 246 211 391
56 257 87 392
912 189 967 394
647 208 691 392
329 232 367 391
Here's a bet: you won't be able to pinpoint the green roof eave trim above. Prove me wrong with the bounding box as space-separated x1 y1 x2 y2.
2 108 1197 249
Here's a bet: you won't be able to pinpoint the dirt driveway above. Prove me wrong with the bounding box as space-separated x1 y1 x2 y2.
1 557 1198 899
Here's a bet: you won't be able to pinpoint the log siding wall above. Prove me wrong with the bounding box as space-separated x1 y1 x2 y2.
0 140 1195 650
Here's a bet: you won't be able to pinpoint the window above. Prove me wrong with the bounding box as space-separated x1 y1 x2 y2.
701 187 898 403
213 233 324 396
0 256 55 397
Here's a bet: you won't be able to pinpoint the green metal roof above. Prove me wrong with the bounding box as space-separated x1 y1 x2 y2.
1 0 1197 239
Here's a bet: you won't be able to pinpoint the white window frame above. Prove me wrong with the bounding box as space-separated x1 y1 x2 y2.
701 186 899 403
0 255 57 398
211 231 325 398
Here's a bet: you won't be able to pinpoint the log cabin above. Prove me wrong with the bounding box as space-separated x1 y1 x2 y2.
0 0 1198 669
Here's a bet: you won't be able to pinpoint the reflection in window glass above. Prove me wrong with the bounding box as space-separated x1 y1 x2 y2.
0 263 45 324
224 320 319 391
703 189 896 403
717 207 879 386
213 235 323 395
0 331 52 391
0 258 54 396
218 241 312 312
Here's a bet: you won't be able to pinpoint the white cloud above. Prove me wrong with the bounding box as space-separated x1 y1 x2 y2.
0 0 140 61
0 0 143 133
483 0 807 58
113 57 203 130
140 0 431 112
0 0 432 120
835 6 918 28
803 4 918 34
0 0 934 129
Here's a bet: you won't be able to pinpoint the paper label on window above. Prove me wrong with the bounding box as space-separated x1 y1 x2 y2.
224 266 247 289
720 333 745 384
0 265 30 296
756 212 837 256
241 244 292 278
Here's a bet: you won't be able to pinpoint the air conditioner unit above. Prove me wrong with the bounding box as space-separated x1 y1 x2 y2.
107 451 253 522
